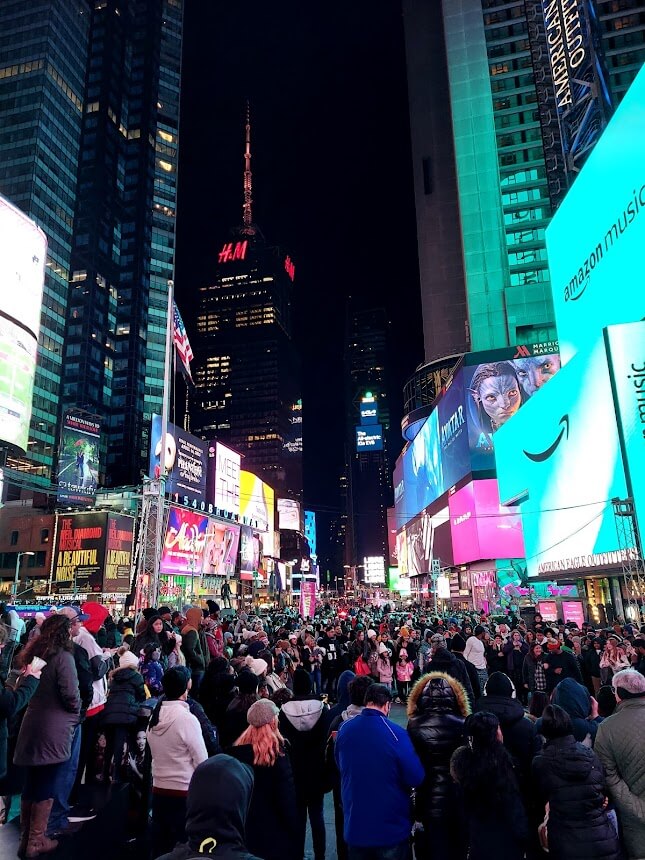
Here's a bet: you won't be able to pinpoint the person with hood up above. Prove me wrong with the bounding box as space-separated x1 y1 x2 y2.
424 634 474 703
71 601 112 796
325 676 373 860
537 677 602 746
279 666 331 860
230 699 299 860
220 670 260 748
406 672 470 860
450 712 528 860
199 657 236 730
156 755 262 860
101 647 146 782
181 608 208 694
448 634 481 704
146 666 208 857
474 671 539 791
328 669 355 723
532 704 621 860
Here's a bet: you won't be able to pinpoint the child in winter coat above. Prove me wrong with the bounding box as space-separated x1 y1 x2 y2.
395 647 414 703
376 643 394 691
140 642 164 696
103 648 146 781
167 633 186 669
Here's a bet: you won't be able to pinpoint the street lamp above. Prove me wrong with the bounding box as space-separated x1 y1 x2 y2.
13 552 35 600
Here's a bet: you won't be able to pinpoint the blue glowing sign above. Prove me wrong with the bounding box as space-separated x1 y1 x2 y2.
356 425 383 452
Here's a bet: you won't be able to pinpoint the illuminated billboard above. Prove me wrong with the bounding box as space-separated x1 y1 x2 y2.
496 338 631 577
240 470 274 555
149 416 208 505
463 354 561 472
0 196 47 451
304 509 317 558
401 501 451 577
363 555 386 584
160 506 209 576
240 525 261 574
605 321 645 542
356 425 383 452
547 64 645 365
0 195 47 337
57 411 100 506
360 396 379 425
402 410 443 520
211 441 241 517
52 512 134 594
449 479 524 566
201 521 240 578
278 498 301 531
437 371 469 489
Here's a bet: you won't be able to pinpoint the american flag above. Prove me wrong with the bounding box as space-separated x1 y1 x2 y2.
173 301 194 382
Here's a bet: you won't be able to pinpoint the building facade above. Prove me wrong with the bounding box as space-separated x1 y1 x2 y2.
190 236 302 498
404 0 645 354
0 0 183 491
343 307 393 578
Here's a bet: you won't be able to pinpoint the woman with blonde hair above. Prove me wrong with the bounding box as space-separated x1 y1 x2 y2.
230 699 299 860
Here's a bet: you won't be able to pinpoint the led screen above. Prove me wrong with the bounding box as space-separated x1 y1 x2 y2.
495 337 631 577
360 400 379 425
278 498 301 531
356 425 383 452
57 412 100 506
449 479 525 566
160 506 209 575
211 441 241 516
547 64 645 364
240 524 261 573
400 502 451 577
605 321 645 545
200 521 240 577
0 317 39 451
149 416 208 505
437 370 470 489
463 354 561 472
304 510 317 558
402 410 443 520
0 195 47 337
240 470 274 537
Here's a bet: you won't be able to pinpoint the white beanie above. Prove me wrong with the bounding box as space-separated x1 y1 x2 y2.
244 655 268 676
118 649 140 671
367 629 377 639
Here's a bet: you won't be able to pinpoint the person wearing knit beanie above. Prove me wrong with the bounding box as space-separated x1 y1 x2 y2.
237 670 260 696
246 699 279 728
483 671 516 698
292 666 313 697
244 656 268 677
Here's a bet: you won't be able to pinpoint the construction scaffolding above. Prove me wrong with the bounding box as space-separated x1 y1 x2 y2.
132 480 167 617
612 497 645 624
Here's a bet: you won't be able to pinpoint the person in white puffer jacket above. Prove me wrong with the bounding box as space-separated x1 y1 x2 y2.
146 667 208 858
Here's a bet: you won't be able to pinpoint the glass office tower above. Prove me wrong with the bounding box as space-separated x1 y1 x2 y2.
0 1 91 483
405 0 645 354
0 0 183 490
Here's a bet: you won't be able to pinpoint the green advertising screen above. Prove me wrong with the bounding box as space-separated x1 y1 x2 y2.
547 64 645 365
495 337 632 577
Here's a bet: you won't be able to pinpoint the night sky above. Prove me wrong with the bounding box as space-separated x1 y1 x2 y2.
175 2 424 552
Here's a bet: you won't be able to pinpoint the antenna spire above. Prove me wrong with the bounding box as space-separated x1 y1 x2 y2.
241 101 255 236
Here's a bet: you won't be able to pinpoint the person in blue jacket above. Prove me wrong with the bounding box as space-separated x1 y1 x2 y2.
335 683 424 859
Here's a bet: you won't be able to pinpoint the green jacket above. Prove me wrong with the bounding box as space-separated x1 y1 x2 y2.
595 697 645 860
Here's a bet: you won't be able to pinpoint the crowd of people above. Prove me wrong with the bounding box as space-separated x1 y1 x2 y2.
0 598 644 860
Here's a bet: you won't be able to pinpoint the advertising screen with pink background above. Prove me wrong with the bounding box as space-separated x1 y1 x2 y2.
449 479 525 565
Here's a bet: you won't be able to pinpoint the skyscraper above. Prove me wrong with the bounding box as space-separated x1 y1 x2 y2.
404 0 645 355
190 110 302 498
0 1 91 483
0 0 184 490
343 306 392 577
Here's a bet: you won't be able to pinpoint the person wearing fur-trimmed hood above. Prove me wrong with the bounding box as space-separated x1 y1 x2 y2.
407 671 470 860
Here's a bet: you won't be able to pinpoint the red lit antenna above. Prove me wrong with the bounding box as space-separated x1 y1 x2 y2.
241 101 255 236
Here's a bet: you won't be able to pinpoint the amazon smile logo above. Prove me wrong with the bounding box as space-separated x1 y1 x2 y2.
523 415 569 462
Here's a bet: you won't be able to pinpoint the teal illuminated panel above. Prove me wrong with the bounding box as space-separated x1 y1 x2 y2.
606 321 645 544
495 336 630 577
547 64 645 365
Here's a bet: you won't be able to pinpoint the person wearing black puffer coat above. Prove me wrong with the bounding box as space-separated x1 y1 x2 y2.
532 704 621 860
407 671 470 860
102 649 146 781
474 671 540 794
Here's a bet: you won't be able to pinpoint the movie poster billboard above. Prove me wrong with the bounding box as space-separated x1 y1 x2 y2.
160 506 208 576
402 409 443 521
149 415 208 505
52 512 108 593
437 371 470 489
402 502 451 577
103 515 135 593
201 521 240 578
463 353 561 472
57 411 100 506
0 195 46 452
